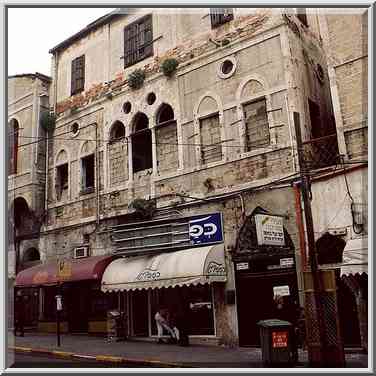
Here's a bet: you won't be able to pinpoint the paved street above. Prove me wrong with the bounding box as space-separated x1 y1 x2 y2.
7 331 369 369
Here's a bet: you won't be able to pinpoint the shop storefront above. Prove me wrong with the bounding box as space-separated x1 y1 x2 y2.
232 208 299 347
15 255 117 334
101 244 226 339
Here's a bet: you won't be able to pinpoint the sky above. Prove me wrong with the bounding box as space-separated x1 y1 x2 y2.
7 7 115 76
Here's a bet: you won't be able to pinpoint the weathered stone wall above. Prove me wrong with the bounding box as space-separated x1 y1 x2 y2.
108 141 128 186
156 122 179 174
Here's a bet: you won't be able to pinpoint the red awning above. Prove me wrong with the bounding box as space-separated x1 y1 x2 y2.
15 255 116 287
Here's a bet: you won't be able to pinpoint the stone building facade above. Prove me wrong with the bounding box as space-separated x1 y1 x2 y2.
308 8 368 351
8 73 51 326
14 8 344 346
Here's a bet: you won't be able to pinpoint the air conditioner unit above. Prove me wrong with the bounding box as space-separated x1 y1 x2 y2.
74 246 89 259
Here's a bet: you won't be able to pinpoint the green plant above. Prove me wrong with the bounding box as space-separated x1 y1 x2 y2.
161 58 179 77
127 69 145 89
129 198 156 219
40 112 56 133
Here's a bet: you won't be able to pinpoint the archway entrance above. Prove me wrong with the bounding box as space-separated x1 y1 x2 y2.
233 207 298 347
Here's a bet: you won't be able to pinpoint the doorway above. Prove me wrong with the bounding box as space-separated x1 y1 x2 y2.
236 271 299 347
131 290 149 336
66 284 89 333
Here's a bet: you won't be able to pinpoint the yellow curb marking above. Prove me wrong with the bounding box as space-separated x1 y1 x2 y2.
12 347 32 353
96 355 124 363
52 351 74 358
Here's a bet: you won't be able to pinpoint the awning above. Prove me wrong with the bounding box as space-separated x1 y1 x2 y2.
341 237 368 277
15 255 116 287
101 244 227 292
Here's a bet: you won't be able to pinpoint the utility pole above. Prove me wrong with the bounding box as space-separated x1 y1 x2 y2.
293 112 330 366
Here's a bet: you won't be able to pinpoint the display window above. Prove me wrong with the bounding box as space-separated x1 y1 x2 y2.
149 285 215 336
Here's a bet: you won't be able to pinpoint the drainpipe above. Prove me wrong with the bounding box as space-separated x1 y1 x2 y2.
95 123 100 226
293 183 307 271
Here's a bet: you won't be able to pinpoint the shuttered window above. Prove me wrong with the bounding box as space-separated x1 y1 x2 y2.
243 98 270 151
71 55 85 96
210 8 234 28
123 15 153 68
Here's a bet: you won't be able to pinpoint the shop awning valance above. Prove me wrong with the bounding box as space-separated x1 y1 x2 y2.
15 255 116 287
341 237 368 277
101 244 227 292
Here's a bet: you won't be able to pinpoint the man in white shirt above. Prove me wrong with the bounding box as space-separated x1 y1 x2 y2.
154 308 176 344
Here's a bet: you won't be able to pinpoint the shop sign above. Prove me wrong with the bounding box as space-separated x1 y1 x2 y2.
32 271 49 284
189 212 223 245
135 268 161 281
273 285 290 297
280 257 294 267
236 262 249 271
272 331 288 348
57 259 72 280
255 214 285 246
206 261 226 276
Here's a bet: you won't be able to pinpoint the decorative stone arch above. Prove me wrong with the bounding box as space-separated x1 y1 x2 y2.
235 206 295 254
22 247 40 263
9 196 36 239
79 138 96 158
315 232 346 265
194 93 225 166
54 147 70 202
235 75 276 153
107 120 128 187
130 112 153 173
154 103 179 175
8 117 20 175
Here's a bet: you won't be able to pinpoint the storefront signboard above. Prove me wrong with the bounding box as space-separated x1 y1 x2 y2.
272 331 288 348
280 257 294 267
255 214 285 246
57 259 72 280
236 262 249 271
189 212 223 245
273 285 290 297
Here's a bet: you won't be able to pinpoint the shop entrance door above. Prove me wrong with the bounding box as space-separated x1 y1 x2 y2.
131 290 149 336
66 285 89 333
236 271 298 347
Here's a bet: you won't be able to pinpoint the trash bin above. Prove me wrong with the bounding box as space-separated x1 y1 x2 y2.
107 310 127 342
257 319 297 366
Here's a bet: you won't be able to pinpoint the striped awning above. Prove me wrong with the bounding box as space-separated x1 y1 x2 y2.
101 244 227 292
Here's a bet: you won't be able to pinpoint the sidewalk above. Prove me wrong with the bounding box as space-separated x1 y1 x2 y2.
8 332 368 368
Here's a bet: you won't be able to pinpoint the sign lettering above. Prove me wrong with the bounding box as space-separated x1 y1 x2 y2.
255 214 285 246
206 261 226 275
189 213 223 245
135 268 161 281
272 331 288 348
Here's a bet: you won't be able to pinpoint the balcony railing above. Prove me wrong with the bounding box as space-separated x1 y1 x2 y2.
301 133 340 170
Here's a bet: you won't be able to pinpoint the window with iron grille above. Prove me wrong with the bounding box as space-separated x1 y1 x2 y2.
123 15 153 68
71 55 85 96
210 8 234 28
297 8 308 27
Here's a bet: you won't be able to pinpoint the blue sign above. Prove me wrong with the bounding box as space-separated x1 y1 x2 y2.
189 212 223 245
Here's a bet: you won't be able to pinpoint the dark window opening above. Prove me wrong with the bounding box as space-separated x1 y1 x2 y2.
81 154 95 193
9 119 19 175
146 92 156 105
110 121 126 141
23 248 40 263
124 15 153 68
70 122 79 136
132 113 152 173
297 8 308 27
210 8 234 28
123 101 132 114
71 55 85 96
56 163 69 201
157 103 174 124
243 98 270 151
308 99 322 139
221 59 234 75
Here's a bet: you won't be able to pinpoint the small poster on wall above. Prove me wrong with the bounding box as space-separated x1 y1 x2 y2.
273 285 290 298
255 214 285 246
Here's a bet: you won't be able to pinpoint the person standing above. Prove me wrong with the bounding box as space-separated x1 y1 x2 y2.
154 308 176 344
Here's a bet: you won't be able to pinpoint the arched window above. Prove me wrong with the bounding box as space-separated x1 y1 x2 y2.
108 121 128 186
9 119 19 175
132 113 152 173
55 149 69 201
155 104 178 174
110 121 126 141
23 248 40 263
157 103 174 124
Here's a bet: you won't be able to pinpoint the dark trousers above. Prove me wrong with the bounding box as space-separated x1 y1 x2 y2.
14 320 24 336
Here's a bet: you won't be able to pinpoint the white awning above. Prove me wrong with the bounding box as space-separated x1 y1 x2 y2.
101 244 227 292
341 237 368 277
